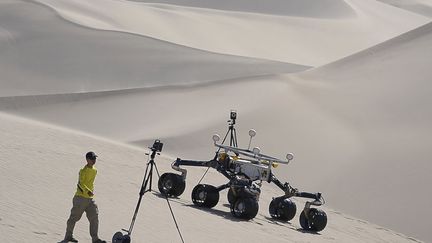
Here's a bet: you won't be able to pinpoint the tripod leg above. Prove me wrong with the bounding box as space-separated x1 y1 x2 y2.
138 161 151 195
127 160 152 235
229 127 238 147
233 127 238 147
146 161 154 192
220 128 231 147
154 163 185 243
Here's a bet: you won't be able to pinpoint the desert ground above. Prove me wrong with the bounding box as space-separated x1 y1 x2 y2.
1 0 431 242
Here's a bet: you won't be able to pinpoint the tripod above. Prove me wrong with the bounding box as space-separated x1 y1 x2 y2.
113 140 185 243
223 116 238 147
200 112 239 184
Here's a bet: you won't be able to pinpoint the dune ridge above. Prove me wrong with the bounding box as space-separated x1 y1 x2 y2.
34 0 430 65
0 0 307 98
0 73 280 110
377 0 432 18
127 0 357 18
303 21 432 73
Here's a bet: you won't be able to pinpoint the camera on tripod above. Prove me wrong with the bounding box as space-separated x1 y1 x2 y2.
151 139 163 152
113 139 180 243
230 110 237 120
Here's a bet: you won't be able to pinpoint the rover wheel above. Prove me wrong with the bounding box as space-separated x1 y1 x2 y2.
112 232 130 243
191 184 219 208
230 197 259 220
269 197 296 221
299 208 327 232
158 173 185 197
227 187 236 205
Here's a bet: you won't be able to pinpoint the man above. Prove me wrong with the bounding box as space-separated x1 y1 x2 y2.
63 152 106 243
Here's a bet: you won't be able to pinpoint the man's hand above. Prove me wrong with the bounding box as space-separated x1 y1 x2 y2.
88 191 94 197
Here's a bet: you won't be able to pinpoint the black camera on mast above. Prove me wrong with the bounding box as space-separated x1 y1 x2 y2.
230 110 237 120
228 110 237 126
151 139 163 152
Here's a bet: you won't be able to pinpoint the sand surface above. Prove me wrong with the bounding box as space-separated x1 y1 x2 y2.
1 0 431 242
0 112 422 242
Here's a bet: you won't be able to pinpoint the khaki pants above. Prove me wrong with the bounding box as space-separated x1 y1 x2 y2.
65 196 99 241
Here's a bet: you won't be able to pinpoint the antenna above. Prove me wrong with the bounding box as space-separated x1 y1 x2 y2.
247 129 256 150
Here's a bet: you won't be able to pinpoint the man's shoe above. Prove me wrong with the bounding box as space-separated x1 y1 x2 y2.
63 237 78 242
93 239 106 243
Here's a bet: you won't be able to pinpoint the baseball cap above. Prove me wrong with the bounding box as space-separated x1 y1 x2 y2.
86 151 98 160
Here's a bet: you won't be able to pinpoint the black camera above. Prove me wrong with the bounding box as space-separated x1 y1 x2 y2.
230 110 237 120
152 139 163 152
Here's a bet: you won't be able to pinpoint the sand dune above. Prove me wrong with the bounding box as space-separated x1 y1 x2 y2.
281 21 432 242
0 76 287 142
378 0 432 18
0 112 421 242
34 0 429 66
1 0 431 242
128 0 357 18
0 0 306 97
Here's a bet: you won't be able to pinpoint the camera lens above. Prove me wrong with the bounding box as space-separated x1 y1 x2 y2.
230 110 237 119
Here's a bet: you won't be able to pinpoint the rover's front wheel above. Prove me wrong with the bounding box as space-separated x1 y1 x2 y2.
299 208 327 232
158 173 185 197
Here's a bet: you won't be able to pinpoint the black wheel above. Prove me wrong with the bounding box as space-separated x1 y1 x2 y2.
269 197 296 221
191 184 219 208
112 232 130 243
158 173 185 197
123 235 131 243
230 197 259 220
299 208 327 232
227 188 236 205
112 232 123 243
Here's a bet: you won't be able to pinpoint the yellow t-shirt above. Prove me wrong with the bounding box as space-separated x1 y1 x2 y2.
75 165 97 198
